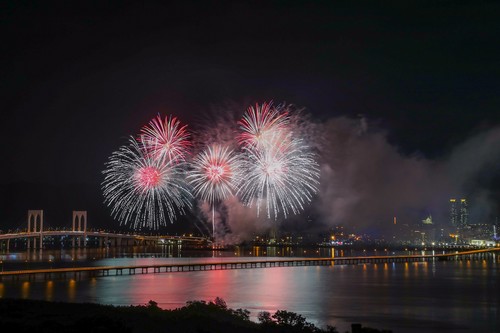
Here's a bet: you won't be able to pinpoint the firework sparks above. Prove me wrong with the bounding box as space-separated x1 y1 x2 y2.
102 103 321 234
238 137 320 219
188 145 241 239
237 104 320 220
102 137 192 229
139 115 191 163
188 145 241 205
237 102 289 149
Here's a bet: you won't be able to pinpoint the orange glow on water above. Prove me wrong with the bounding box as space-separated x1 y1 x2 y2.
45 280 54 301
68 279 76 301
21 281 30 299
422 262 429 274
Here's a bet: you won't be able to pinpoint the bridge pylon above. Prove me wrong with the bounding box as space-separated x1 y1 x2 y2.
27 210 44 249
72 211 87 248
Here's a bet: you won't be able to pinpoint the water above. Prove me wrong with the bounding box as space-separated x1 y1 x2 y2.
0 247 498 333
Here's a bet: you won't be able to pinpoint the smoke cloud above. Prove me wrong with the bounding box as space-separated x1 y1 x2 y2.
315 117 500 231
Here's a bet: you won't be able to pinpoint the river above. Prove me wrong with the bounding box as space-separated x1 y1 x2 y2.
0 246 498 332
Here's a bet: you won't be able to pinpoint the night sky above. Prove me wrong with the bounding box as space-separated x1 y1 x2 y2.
1 1 499 234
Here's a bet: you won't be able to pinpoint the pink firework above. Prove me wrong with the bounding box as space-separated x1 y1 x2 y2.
188 145 241 239
102 137 192 229
188 145 240 205
139 115 191 163
135 166 161 190
237 102 290 149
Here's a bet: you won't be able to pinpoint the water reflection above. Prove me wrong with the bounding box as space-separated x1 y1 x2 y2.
68 279 76 301
0 258 498 333
1 247 499 332
21 281 30 299
1 246 463 270
45 280 53 301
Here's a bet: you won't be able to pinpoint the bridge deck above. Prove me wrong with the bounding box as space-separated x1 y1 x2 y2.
1 248 498 281
0 231 207 242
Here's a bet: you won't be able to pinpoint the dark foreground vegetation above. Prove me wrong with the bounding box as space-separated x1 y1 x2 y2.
0 298 391 333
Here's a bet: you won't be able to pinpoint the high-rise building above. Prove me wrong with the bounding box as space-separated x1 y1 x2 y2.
450 198 468 229
450 199 458 227
460 199 468 228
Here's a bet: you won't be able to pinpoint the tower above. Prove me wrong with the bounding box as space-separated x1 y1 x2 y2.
27 210 44 249
449 199 458 227
72 211 87 247
459 199 468 228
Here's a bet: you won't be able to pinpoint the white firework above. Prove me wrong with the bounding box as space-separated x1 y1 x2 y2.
102 137 192 229
188 145 241 205
237 133 320 220
237 101 289 149
139 115 191 163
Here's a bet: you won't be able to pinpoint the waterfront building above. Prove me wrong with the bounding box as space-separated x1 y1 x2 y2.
460 199 469 228
450 198 468 229
450 199 458 227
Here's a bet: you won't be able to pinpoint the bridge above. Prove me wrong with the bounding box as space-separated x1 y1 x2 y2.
0 210 210 250
1 248 498 281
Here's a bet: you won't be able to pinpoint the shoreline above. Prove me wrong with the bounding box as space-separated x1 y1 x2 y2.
0 298 391 333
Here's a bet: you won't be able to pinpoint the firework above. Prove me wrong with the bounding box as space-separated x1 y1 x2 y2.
188 145 241 238
237 128 320 220
102 137 192 229
139 115 191 163
188 145 241 205
237 102 289 149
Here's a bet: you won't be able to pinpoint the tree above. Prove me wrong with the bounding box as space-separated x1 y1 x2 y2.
272 310 307 328
325 325 339 333
232 308 251 321
212 297 227 309
257 311 274 324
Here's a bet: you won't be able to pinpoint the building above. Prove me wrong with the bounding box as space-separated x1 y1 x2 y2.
459 199 468 228
450 199 458 227
470 239 496 247
450 198 468 229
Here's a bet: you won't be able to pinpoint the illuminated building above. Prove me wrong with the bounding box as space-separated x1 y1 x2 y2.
459 199 468 228
449 199 458 227
450 198 468 229
422 215 433 225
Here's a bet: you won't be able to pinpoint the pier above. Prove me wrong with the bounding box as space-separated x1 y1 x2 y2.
1 248 498 281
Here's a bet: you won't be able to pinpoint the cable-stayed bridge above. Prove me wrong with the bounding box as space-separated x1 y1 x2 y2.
0 210 209 250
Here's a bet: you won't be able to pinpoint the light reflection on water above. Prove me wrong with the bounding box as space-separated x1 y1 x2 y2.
0 248 498 333
0 245 433 269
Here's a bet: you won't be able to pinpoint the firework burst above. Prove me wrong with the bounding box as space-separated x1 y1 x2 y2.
238 137 319 219
188 145 241 238
102 137 192 229
237 103 320 220
139 115 191 163
188 145 241 205
237 102 289 149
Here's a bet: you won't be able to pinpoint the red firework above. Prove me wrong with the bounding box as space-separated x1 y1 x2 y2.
135 166 162 190
139 115 191 163
237 102 290 149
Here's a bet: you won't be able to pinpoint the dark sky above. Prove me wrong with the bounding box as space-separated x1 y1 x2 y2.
1 1 499 232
